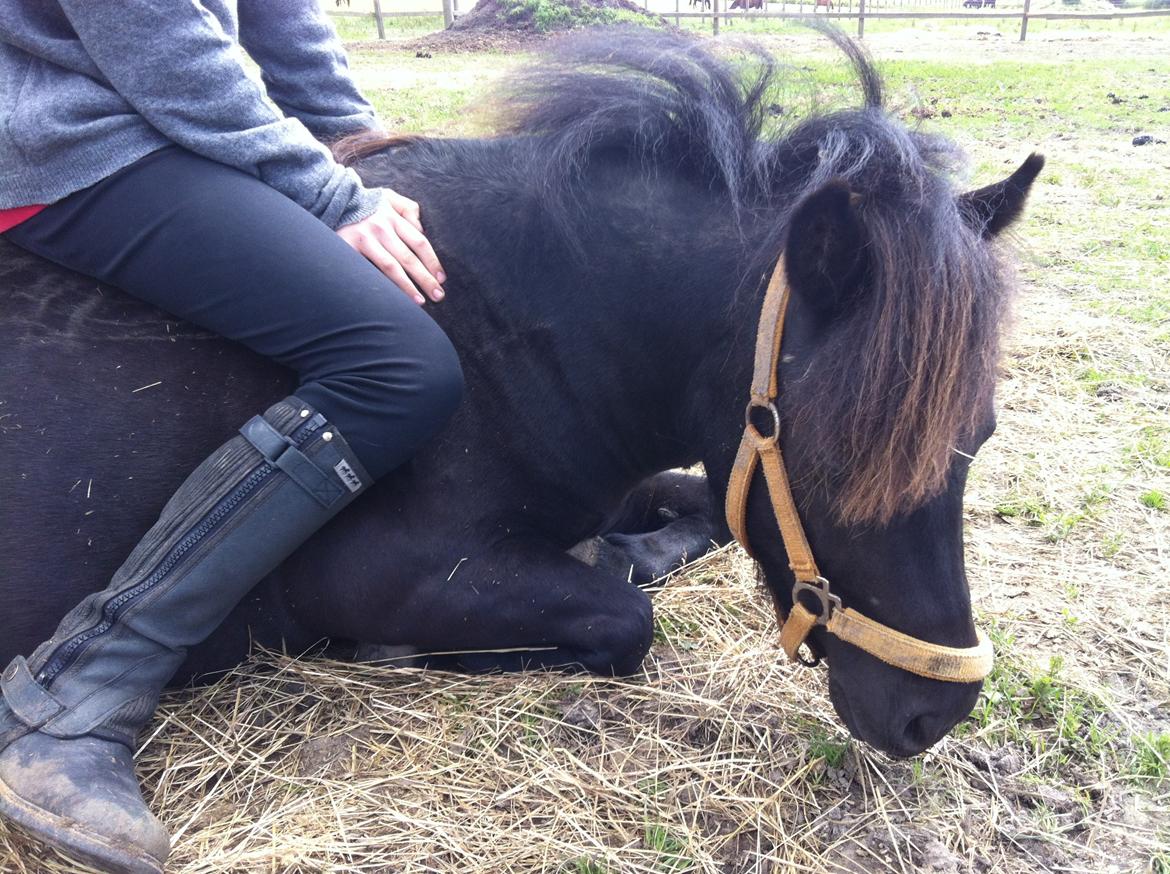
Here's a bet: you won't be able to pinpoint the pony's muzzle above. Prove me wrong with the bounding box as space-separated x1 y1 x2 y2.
826 653 983 758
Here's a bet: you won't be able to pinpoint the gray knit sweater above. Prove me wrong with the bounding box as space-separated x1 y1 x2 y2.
0 0 383 228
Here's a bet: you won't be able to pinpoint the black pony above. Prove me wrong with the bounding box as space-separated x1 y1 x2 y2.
0 30 1041 757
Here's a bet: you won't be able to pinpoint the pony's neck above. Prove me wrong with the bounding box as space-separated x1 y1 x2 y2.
395 138 766 487
624 241 769 484
523 160 766 482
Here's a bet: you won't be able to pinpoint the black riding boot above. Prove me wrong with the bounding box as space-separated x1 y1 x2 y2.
0 397 372 874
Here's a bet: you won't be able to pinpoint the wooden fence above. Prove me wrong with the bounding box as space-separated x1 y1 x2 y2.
667 3 1170 40
330 2 1170 40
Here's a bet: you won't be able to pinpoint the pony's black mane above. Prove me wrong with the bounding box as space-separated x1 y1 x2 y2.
501 28 896 241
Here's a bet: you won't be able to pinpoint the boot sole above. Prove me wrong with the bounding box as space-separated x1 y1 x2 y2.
0 773 164 874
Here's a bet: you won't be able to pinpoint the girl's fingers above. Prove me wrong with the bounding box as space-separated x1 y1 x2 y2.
370 249 425 305
336 192 447 303
390 211 445 285
338 227 425 304
371 221 443 302
381 263 426 306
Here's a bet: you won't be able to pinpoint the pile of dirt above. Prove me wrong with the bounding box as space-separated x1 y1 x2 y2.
407 0 665 53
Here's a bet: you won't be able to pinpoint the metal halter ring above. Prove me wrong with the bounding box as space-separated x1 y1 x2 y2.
792 576 841 626
744 398 781 445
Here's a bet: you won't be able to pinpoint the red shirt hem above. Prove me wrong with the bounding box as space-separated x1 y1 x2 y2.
0 205 47 233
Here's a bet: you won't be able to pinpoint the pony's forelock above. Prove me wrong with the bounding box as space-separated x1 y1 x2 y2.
778 115 1008 526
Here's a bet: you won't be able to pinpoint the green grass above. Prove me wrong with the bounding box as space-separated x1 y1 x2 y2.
967 631 1118 770
994 492 1053 525
643 824 695 873
1129 427 1170 470
807 729 850 768
1130 732 1170 780
1141 490 1166 511
1099 530 1126 558
638 775 671 797
879 57 1169 143
567 857 611 874
1077 365 1149 394
652 613 703 645
343 50 520 135
330 12 447 40
970 640 1170 794
991 486 1114 543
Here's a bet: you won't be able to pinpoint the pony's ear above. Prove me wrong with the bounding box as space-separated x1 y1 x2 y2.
784 179 867 321
958 153 1045 238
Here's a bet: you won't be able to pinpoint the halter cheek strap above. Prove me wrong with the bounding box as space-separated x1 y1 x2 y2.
724 255 994 685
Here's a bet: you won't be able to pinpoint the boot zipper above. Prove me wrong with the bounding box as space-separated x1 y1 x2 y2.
36 416 326 688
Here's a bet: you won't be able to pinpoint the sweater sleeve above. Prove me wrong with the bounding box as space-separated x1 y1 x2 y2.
55 0 382 229
237 0 377 142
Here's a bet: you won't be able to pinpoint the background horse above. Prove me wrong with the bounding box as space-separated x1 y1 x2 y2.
0 30 1039 757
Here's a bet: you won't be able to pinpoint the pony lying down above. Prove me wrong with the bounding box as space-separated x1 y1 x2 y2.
0 29 1040 762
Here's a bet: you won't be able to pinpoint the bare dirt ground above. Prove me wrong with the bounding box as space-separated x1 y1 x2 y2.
1 22 1167 874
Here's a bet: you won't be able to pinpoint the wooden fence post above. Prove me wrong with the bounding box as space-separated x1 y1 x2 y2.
442 0 454 28
675 0 681 25
713 0 720 34
1019 0 1031 40
372 0 386 39
858 0 866 35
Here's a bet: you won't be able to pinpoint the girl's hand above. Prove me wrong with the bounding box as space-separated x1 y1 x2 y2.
337 190 446 305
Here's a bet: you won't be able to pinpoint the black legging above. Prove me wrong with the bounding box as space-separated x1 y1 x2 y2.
4 146 463 480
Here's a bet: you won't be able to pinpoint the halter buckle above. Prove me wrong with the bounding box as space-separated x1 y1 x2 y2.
744 398 781 446
792 576 840 626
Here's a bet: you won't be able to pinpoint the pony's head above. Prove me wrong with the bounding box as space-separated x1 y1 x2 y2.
742 145 1041 757
496 28 1041 755
721 38 1043 755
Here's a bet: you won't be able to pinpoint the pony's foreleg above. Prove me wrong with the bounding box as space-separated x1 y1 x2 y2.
357 537 654 676
601 470 715 535
567 470 725 587
572 514 719 588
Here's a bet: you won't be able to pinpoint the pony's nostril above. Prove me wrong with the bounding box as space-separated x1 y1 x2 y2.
830 673 981 758
897 710 954 757
901 714 932 751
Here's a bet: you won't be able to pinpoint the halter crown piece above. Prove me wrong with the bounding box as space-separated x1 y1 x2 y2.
724 255 994 684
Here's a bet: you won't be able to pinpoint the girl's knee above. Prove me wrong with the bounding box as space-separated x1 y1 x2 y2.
366 313 462 434
300 302 463 463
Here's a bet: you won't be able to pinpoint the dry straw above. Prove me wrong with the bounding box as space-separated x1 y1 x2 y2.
2 494 1165 873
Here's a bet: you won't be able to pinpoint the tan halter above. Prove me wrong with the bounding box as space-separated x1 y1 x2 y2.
724 256 994 684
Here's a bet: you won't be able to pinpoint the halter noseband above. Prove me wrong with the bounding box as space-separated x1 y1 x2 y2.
724 255 994 684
